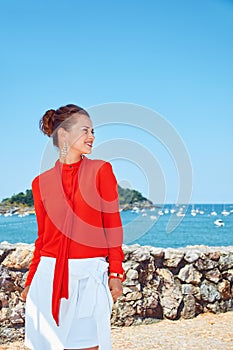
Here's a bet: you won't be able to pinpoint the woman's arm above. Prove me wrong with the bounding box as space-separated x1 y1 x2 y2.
98 162 125 278
24 176 46 287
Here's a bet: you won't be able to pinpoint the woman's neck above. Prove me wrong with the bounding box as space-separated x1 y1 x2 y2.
59 153 82 164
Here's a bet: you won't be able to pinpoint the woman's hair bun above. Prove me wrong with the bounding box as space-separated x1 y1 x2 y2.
39 109 55 136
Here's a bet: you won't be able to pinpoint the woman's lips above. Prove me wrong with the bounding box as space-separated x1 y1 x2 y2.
85 142 93 147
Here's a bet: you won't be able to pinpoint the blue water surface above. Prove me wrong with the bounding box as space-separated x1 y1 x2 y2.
0 204 233 248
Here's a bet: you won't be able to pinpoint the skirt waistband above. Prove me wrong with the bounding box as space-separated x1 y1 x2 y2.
40 256 106 262
39 256 109 279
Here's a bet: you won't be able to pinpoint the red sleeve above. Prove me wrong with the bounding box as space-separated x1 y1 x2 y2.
25 176 46 287
98 162 125 277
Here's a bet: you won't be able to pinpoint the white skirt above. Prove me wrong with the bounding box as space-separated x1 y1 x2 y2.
25 257 114 350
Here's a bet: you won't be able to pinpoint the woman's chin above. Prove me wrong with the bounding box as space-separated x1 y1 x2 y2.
82 148 92 155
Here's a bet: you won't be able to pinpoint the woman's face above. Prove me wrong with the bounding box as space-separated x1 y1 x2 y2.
63 114 95 155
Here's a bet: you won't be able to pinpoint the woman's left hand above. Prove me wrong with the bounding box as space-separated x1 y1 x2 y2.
108 278 123 302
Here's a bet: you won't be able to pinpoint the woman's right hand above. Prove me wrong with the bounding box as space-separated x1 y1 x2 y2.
21 285 30 301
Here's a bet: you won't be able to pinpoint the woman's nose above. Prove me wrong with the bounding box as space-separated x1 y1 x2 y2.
89 131 95 139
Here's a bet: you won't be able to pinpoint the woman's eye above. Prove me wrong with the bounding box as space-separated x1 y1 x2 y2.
82 128 94 135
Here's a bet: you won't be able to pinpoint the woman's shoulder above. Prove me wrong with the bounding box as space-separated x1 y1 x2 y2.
84 157 113 172
84 156 111 166
31 166 56 188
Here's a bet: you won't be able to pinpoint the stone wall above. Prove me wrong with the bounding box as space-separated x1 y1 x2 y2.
1 243 233 343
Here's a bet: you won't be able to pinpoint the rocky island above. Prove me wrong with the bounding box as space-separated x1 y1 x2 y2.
0 186 155 216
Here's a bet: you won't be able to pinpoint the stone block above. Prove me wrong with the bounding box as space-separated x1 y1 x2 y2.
181 294 196 319
160 283 183 320
156 268 174 284
195 257 218 271
181 284 200 297
205 268 221 283
163 250 184 267
178 264 202 285
219 253 233 271
200 280 221 303
218 280 231 300
126 269 139 280
2 247 33 270
132 247 151 261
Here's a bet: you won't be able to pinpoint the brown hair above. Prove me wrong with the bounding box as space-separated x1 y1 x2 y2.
39 104 90 147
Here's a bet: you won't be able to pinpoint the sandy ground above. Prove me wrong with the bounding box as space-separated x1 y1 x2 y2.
1 312 233 350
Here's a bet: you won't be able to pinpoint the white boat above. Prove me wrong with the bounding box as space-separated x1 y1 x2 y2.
18 213 27 218
132 206 139 211
221 205 230 216
222 210 230 216
4 212 12 217
191 204 197 216
214 219 225 227
210 204 218 216
131 206 140 213
150 215 157 220
176 211 185 217
174 205 185 216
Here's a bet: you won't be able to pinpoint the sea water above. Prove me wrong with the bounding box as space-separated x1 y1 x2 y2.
0 204 233 248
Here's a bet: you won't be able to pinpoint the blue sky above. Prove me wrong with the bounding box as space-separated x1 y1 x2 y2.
0 0 232 203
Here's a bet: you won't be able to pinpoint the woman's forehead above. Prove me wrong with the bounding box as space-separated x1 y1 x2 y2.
73 114 93 127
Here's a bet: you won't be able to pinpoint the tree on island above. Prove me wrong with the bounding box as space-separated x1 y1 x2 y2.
1 190 34 207
1 186 152 209
118 186 148 205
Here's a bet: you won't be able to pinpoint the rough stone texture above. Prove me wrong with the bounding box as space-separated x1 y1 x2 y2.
195 257 219 271
163 249 184 267
1 243 233 344
219 253 233 271
178 264 202 285
184 249 200 263
159 281 183 320
205 268 221 283
2 247 33 270
218 280 231 300
181 294 196 319
200 280 221 303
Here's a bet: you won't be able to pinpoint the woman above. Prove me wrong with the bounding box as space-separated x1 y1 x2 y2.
21 104 125 350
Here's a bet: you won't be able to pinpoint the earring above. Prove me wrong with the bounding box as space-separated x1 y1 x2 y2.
61 142 68 159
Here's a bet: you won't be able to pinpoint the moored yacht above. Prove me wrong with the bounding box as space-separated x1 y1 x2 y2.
214 219 224 227
221 205 230 216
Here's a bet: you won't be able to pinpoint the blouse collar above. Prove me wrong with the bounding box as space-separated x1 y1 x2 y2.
56 155 85 171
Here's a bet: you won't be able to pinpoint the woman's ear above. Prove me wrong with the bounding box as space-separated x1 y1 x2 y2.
57 127 67 143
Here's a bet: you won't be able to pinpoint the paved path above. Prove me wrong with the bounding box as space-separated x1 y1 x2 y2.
1 312 233 350
112 312 233 349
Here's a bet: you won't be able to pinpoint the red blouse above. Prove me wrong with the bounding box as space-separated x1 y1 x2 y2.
25 156 125 325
